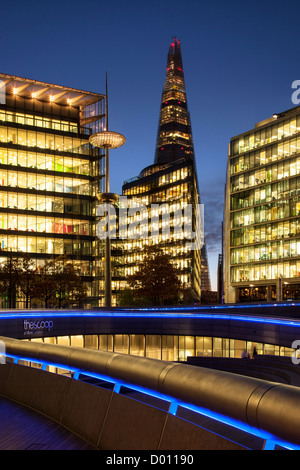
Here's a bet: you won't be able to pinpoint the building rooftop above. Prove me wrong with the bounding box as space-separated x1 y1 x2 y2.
231 104 300 141
0 73 104 107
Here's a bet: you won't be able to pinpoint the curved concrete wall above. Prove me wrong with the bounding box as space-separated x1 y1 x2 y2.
1 336 300 449
0 361 245 450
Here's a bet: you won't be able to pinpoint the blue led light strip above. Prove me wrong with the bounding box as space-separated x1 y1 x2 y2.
4 352 300 450
0 308 300 328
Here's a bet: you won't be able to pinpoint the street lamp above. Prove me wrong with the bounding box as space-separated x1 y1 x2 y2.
89 75 125 308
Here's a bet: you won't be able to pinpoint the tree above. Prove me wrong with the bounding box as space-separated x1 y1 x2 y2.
33 259 56 308
0 252 87 309
34 256 87 308
117 287 137 307
127 247 182 306
17 254 39 309
0 252 21 308
52 257 87 308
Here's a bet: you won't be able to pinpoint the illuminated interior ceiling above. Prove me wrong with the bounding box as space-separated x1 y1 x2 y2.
0 73 105 107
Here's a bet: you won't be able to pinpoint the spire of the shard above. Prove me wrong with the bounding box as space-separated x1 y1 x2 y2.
154 38 195 165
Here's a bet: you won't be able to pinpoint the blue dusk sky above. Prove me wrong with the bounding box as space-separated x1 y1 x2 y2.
1 0 300 289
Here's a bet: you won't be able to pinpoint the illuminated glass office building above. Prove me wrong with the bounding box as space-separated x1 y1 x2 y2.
225 105 300 303
118 39 210 302
0 73 106 307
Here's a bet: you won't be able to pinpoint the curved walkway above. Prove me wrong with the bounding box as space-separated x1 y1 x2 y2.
186 355 300 387
0 396 96 450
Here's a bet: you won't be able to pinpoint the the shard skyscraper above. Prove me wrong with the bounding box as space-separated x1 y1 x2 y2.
119 38 211 304
154 38 196 165
154 38 210 292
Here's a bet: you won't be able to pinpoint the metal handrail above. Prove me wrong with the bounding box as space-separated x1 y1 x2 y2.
1 335 300 447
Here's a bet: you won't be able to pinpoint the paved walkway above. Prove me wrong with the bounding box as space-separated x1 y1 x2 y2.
0 396 96 450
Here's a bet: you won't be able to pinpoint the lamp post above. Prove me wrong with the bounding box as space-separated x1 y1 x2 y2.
89 75 125 307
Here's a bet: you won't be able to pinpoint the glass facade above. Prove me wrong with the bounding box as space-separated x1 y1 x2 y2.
120 159 202 300
25 333 294 365
225 106 300 302
0 74 106 307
